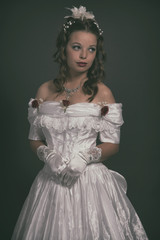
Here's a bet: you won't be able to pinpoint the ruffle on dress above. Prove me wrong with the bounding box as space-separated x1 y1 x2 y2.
28 100 124 135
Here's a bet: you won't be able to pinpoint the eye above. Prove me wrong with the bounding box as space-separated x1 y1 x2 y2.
72 45 81 51
89 47 96 53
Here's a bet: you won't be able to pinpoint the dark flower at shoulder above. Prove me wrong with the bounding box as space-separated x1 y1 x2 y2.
62 100 70 107
32 99 39 108
101 106 109 116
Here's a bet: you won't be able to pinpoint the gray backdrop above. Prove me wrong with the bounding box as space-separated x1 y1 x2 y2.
1 0 159 239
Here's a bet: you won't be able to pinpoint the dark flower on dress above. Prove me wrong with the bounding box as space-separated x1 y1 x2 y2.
101 106 109 116
62 100 70 112
32 99 39 108
62 100 70 107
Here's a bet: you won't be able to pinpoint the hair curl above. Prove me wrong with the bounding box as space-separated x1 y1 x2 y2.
53 17 106 102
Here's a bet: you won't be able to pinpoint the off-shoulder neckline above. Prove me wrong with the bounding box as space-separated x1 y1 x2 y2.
41 100 122 108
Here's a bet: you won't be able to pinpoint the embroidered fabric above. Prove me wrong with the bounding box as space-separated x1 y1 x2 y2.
11 100 148 240
82 147 102 164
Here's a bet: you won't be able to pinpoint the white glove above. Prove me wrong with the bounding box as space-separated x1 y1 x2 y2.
37 145 69 176
61 147 102 187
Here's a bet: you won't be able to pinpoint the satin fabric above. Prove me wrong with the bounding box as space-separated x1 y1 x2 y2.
11 101 148 240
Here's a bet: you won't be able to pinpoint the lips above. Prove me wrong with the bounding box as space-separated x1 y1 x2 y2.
76 62 87 67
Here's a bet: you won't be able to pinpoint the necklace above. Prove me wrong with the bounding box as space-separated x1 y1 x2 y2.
64 85 81 99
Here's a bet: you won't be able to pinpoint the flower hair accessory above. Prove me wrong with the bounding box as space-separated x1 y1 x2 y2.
63 6 103 35
65 6 95 20
63 20 75 33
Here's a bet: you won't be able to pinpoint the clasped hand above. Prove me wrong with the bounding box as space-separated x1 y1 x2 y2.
37 145 101 188
60 151 89 188
60 146 102 187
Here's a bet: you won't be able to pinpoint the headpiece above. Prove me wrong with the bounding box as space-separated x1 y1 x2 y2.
63 6 103 35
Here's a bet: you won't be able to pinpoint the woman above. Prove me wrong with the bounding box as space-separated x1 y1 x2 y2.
12 6 148 240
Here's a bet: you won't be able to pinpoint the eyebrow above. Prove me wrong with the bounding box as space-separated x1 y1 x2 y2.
72 42 97 47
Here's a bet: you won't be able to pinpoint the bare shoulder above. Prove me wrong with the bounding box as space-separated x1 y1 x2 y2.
35 80 55 100
97 82 116 103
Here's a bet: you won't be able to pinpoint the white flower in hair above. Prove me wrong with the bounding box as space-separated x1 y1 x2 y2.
65 6 95 20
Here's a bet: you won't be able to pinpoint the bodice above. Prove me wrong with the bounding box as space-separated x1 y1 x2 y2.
28 101 124 158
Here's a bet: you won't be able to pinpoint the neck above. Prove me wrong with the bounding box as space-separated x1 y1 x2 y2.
66 72 88 88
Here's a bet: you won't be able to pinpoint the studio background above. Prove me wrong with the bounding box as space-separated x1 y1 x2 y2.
1 0 159 239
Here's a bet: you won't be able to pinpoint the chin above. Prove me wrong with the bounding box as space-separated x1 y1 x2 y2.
76 66 90 73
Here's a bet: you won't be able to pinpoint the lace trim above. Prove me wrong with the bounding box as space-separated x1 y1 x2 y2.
88 146 102 162
28 100 124 133
32 115 122 134
97 101 108 106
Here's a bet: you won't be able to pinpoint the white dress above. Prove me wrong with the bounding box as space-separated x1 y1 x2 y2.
11 101 148 240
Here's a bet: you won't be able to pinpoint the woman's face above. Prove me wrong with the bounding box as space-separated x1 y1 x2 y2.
66 31 97 75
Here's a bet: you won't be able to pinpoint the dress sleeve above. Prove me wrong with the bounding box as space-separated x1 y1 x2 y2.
28 99 45 141
99 103 124 144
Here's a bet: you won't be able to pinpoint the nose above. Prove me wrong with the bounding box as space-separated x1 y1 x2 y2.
80 49 87 59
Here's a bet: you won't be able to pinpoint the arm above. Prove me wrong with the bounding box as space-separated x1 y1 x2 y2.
29 126 68 179
97 143 119 162
96 83 120 161
29 140 46 154
28 81 50 153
